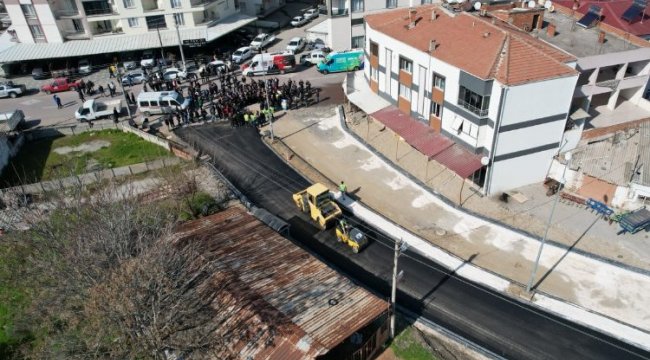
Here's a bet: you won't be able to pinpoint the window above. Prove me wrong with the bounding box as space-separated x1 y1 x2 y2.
29 25 44 39
146 15 166 29
399 83 411 101
421 0 432 3
351 35 365 49
21 4 36 18
170 0 182 8
128 17 139 27
458 86 490 117
433 73 445 90
399 57 412 73
72 19 84 32
123 0 135 7
351 0 364 12
431 101 442 118
386 0 397 8
173 13 185 25
351 17 364 26
371 66 378 81
370 41 379 56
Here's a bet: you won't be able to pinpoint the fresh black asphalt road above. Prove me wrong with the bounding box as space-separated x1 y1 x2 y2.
178 123 650 360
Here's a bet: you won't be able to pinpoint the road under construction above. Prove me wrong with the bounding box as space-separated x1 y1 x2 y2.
177 123 650 360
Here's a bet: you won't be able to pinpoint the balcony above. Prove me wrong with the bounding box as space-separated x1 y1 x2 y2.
330 8 349 17
64 30 91 40
143 0 163 12
54 8 81 19
82 1 117 17
190 0 218 7
458 99 489 117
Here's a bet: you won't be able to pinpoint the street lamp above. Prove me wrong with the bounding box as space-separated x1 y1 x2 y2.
526 152 572 293
390 238 408 339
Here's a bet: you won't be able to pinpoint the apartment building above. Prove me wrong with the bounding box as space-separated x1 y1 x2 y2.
0 0 257 66
311 0 428 51
363 5 579 194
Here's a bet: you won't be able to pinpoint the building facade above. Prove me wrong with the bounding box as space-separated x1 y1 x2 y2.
319 0 421 51
5 0 242 44
364 5 579 194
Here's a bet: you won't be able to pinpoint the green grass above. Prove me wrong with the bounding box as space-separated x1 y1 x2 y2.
1 130 169 187
391 327 438 360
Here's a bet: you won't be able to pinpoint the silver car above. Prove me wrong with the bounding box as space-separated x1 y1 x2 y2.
121 71 148 86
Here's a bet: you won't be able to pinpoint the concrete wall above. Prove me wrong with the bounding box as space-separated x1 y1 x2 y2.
329 14 350 51
5 1 33 43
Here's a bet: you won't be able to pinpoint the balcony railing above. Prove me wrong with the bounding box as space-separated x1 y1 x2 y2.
330 8 349 17
190 0 218 7
84 7 116 16
54 8 80 18
64 30 91 40
458 99 489 117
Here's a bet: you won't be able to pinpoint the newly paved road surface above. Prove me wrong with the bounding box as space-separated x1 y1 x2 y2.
177 123 650 360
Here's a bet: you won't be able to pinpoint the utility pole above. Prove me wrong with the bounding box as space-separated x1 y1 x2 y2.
175 23 186 71
526 152 572 293
265 80 274 142
118 80 133 123
390 238 407 339
156 26 165 66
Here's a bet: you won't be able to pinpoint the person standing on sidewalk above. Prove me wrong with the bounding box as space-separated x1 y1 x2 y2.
339 181 348 200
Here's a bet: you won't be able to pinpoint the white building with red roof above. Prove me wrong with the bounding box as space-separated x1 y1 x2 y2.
360 4 579 194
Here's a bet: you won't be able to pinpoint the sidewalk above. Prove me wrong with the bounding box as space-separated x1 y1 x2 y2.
264 103 650 344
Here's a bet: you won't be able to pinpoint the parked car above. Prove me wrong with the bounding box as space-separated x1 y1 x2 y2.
121 70 148 86
231 46 253 64
209 59 234 73
250 33 275 50
291 15 309 27
31 67 48 80
122 55 137 70
162 67 187 81
304 8 319 20
75 99 124 122
300 50 326 66
141 50 156 68
78 59 92 74
286 37 306 54
0 81 27 98
40 77 83 94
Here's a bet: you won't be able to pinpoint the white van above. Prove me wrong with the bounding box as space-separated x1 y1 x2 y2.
137 91 190 116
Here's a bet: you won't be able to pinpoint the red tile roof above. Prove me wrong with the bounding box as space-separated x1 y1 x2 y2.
365 5 578 85
371 106 484 178
554 0 650 37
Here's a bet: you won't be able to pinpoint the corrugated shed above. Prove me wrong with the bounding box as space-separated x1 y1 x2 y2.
169 206 388 360
371 106 482 177
0 13 256 62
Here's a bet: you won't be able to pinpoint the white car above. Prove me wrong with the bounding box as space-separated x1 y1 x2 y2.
300 50 326 66
290 15 309 27
209 59 233 73
250 33 275 50
231 46 253 64
162 67 187 81
286 37 306 54
304 9 319 20
141 50 156 68
121 71 148 86
78 59 92 74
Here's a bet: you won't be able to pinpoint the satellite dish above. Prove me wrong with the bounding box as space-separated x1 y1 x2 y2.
474 1 482 10
544 0 553 9
528 0 536 7
481 156 490 166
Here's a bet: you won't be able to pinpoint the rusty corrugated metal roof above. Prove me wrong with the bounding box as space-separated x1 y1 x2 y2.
170 206 388 360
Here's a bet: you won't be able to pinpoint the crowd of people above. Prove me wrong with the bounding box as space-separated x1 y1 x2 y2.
135 67 321 130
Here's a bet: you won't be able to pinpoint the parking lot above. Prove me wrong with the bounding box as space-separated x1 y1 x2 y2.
0 3 335 129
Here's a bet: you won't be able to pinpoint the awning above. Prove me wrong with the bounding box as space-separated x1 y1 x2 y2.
0 13 257 63
344 72 391 114
371 106 485 178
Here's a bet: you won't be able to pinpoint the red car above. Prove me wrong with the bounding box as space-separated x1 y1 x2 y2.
41 77 83 94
